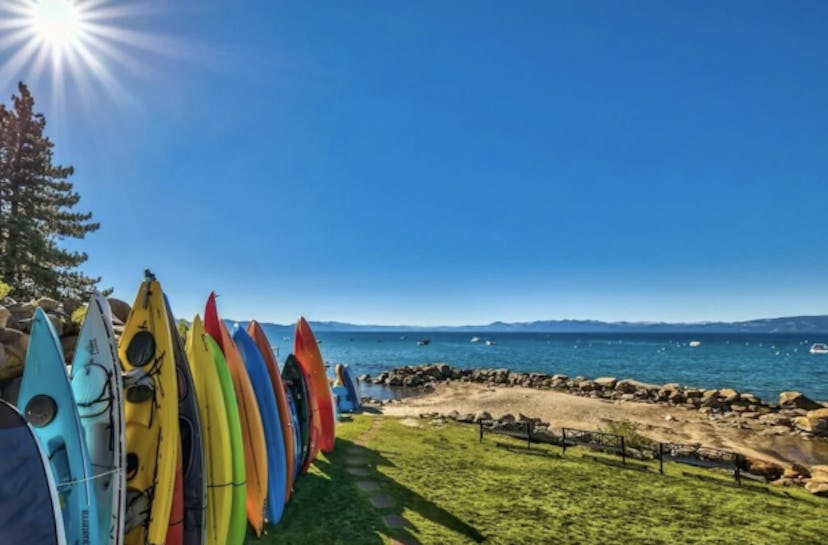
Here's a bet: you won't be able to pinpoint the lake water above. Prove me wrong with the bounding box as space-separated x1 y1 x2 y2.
263 331 828 402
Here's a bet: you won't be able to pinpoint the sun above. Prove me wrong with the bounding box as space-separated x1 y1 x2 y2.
28 0 85 52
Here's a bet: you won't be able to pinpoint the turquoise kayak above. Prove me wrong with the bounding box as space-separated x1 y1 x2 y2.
70 293 125 545
233 326 287 525
18 308 101 545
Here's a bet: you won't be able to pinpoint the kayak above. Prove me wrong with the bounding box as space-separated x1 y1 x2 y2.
203 293 267 536
0 399 67 545
18 308 100 545
185 316 233 545
246 320 296 503
119 273 179 545
281 354 314 473
164 295 206 545
233 327 287 525
70 293 125 545
294 318 335 453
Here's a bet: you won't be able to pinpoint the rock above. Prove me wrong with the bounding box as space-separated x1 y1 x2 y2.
46 313 63 336
758 413 791 427
667 390 686 404
34 296 60 312
387 375 403 387
746 459 784 481
402 375 422 387
456 413 475 423
0 328 28 380
807 408 828 420
358 374 370 383
474 411 492 423
445 410 460 420
783 464 811 479
805 480 828 496
810 465 828 482
779 391 822 411
594 377 617 389
1 376 21 405
61 335 78 365
665 414 676 422
0 306 9 329
62 298 83 316
499 413 516 423
107 297 131 324
793 416 828 434
719 388 740 404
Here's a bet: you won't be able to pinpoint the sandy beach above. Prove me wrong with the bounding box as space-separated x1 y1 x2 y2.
379 381 828 468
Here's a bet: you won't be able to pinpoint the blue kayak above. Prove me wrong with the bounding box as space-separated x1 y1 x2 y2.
284 389 303 481
0 399 66 545
232 326 287 525
17 308 101 545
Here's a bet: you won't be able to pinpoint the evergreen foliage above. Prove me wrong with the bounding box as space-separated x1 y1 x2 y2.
0 82 102 300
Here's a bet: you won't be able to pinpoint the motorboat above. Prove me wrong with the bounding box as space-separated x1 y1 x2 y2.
485 339 496 346
470 337 480 343
810 343 828 355
689 340 701 348
418 338 431 346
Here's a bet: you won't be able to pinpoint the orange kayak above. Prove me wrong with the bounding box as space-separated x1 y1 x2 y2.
204 293 267 536
299 366 321 475
247 320 296 503
294 318 335 453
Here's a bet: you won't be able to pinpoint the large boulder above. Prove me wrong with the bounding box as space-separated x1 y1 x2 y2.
779 391 822 411
594 377 617 389
719 388 740 404
107 297 131 324
805 480 828 496
0 328 28 380
0 306 9 329
35 296 60 312
793 416 828 434
745 458 784 481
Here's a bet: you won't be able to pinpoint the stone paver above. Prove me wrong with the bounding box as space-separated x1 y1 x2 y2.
356 480 379 491
369 494 395 509
346 467 370 476
345 456 370 466
383 514 412 529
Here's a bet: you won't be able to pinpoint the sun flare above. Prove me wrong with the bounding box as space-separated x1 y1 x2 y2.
29 0 85 51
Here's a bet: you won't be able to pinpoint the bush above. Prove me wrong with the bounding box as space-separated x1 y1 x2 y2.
71 305 88 326
0 281 12 300
601 419 655 450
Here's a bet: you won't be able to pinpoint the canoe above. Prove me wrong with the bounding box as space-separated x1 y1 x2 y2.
203 292 267 536
281 354 314 473
185 316 233 545
0 399 66 545
164 295 206 545
119 274 179 545
246 320 296 502
204 335 247 545
18 308 100 545
233 327 287 525
70 293 125 545
294 317 336 453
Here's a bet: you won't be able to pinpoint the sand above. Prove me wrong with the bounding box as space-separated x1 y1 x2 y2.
379 382 828 468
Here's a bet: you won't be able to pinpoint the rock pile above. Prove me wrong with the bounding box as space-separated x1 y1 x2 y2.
362 365 828 441
0 295 131 404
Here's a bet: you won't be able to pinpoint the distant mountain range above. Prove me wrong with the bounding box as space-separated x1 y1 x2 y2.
233 315 828 334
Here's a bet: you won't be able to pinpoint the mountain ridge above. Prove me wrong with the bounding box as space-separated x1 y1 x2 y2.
230 315 828 334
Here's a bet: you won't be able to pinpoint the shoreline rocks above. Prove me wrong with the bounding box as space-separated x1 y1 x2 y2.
361 364 828 441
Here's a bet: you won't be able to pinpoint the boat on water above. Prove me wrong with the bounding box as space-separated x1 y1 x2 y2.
689 340 701 348
810 343 828 354
418 338 430 346
470 337 480 343
485 339 496 346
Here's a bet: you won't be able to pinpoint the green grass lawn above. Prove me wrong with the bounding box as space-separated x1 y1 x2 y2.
252 414 828 545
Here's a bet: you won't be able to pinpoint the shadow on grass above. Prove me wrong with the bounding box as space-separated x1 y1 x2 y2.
311 436 487 544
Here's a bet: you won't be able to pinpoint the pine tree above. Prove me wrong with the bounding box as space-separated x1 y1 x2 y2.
0 82 101 300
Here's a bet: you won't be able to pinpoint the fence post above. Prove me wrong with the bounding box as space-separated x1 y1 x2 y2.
526 422 531 450
658 443 664 474
735 455 742 487
620 436 626 465
479 420 483 444
561 428 567 456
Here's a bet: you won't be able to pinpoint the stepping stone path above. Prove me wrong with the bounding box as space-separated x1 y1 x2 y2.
351 417 420 544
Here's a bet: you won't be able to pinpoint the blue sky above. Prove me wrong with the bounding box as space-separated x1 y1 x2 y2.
1 1 827 325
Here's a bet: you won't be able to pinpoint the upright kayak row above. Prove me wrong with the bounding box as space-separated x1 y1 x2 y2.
0 271 342 545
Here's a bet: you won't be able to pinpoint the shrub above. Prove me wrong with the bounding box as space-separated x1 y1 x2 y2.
0 281 12 300
601 419 655 451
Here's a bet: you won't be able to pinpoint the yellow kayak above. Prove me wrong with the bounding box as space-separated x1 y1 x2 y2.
120 273 179 545
185 316 233 545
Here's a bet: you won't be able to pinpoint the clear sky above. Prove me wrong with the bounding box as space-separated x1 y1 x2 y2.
1 1 827 325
